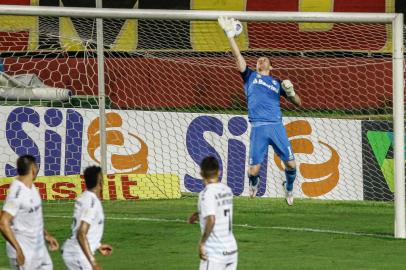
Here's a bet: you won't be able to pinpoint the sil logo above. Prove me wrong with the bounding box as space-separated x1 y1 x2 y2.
87 112 148 173
274 120 340 197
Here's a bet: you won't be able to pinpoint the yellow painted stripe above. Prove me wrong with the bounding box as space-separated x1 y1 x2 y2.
0 15 38 51
110 19 138 51
191 0 248 52
59 17 85 51
385 0 395 12
299 0 334 32
380 0 394 53
59 2 85 51
0 174 181 200
115 174 181 200
111 1 138 52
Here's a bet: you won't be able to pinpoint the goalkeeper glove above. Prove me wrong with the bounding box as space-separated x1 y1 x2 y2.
282 80 296 97
218 16 236 38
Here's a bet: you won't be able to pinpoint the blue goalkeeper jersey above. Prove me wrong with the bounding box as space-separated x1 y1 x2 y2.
241 67 286 123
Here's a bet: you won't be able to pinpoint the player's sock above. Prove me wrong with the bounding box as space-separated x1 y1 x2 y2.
285 168 297 192
248 174 260 186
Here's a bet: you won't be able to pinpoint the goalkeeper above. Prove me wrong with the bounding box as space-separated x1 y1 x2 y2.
218 17 302 205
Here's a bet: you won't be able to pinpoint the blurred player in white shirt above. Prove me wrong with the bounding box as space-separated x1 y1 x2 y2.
0 155 59 270
188 156 238 270
62 166 112 270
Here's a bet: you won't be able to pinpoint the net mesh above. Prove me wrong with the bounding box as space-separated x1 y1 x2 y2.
0 16 400 202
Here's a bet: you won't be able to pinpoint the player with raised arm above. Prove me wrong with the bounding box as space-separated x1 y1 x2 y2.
218 17 302 205
62 166 112 270
0 155 59 270
188 156 238 270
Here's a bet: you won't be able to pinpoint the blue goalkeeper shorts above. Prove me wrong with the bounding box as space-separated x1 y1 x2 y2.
249 122 294 166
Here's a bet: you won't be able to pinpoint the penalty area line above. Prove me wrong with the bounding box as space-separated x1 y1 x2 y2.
45 215 394 239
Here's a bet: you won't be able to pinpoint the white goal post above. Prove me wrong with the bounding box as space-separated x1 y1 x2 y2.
0 5 403 238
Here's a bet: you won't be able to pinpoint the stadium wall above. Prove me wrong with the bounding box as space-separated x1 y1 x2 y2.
3 57 394 110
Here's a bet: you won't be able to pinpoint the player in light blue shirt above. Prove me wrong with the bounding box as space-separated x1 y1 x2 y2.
219 17 302 205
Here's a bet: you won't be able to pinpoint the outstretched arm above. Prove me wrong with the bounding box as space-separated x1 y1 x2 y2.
228 37 246 72
288 94 302 107
218 17 246 72
282 80 302 107
288 94 301 107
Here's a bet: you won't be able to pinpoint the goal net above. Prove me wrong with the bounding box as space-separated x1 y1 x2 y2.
0 13 402 204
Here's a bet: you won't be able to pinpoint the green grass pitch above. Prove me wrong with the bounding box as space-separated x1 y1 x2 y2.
1 197 405 269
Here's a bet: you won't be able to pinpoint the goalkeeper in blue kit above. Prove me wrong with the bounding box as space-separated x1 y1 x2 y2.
218 17 302 205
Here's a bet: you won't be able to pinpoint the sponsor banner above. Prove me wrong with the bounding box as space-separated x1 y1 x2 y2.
184 115 363 200
361 121 406 201
0 106 363 200
0 173 181 201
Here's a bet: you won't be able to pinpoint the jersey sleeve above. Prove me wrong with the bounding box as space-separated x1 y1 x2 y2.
80 196 97 224
3 182 22 217
200 189 217 218
240 67 254 83
279 79 287 97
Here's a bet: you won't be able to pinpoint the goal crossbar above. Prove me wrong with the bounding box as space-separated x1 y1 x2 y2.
0 5 398 22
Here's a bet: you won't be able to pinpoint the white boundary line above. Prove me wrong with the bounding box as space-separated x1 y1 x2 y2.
45 215 395 239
